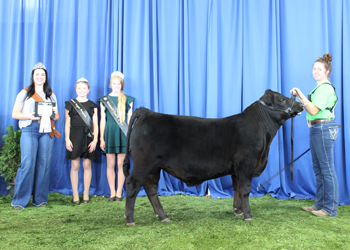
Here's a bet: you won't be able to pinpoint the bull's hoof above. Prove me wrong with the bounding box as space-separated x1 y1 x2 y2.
126 222 136 226
161 218 171 223
234 208 243 216
244 214 253 221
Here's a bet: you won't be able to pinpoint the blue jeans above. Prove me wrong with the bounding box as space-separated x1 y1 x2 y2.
12 122 54 208
309 120 339 217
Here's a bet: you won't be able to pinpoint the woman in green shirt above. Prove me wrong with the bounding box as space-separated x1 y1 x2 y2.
291 53 339 217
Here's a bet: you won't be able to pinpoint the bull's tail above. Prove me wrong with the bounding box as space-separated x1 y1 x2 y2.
123 107 151 178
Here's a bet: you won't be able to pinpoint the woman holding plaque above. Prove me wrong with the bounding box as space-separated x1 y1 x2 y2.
65 78 98 204
11 62 60 209
99 71 134 201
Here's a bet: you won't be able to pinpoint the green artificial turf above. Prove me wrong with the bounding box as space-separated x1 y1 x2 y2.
1 193 349 250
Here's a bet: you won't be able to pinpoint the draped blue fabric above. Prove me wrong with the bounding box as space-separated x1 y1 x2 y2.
0 0 349 205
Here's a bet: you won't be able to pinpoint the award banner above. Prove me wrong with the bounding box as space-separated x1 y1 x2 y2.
99 96 128 136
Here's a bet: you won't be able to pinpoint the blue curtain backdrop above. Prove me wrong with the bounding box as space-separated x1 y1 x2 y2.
0 0 349 205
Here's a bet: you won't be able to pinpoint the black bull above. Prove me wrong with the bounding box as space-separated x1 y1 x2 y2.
122 89 304 226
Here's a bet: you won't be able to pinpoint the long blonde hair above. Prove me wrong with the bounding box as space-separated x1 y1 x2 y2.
110 75 126 123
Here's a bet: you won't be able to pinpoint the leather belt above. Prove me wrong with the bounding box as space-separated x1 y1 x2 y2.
310 119 334 125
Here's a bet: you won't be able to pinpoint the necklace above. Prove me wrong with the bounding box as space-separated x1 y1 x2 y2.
36 89 44 94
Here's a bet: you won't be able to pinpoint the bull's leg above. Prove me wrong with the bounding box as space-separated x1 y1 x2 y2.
124 172 147 226
144 170 170 223
238 177 253 221
231 175 243 216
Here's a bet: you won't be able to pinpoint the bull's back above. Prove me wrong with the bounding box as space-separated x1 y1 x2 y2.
131 112 230 153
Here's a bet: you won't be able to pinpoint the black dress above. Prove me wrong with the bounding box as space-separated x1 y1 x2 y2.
65 100 98 160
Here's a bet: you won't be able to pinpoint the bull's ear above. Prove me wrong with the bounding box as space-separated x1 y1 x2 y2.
261 91 273 106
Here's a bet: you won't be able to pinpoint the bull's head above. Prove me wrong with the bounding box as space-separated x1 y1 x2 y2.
259 89 304 119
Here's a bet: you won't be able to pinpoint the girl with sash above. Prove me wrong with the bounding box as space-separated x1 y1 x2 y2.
11 62 60 209
65 78 98 204
99 71 134 201
291 53 339 217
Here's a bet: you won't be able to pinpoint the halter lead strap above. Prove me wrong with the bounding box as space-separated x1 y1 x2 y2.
258 98 295 116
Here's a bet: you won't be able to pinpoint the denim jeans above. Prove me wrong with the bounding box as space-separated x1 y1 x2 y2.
12 122 54 208
309 120 339 217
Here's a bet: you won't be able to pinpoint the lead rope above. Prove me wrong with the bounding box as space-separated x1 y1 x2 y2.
257 148 310 191
291 94 295 181
291 89 307 181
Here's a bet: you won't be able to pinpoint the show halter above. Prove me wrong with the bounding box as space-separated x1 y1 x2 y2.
258 98 297 117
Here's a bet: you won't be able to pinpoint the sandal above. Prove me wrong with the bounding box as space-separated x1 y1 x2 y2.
108 196 117 201
72 199 80 205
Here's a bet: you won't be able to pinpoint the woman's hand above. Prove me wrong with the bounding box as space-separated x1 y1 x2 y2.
290 87 306 103
30 113 40 121
290 87 320 115
53 106 58 115
290 87 301 96
88 140 97 153
66 139 73 152
100 139 105 151
52 106 59 121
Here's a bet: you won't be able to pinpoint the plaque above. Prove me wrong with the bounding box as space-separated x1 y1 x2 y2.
34 101 56 119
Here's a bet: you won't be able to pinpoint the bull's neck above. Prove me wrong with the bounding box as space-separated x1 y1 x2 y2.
243 102 281 136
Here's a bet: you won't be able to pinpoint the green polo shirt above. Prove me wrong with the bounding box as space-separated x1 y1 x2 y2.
307 82 337 121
